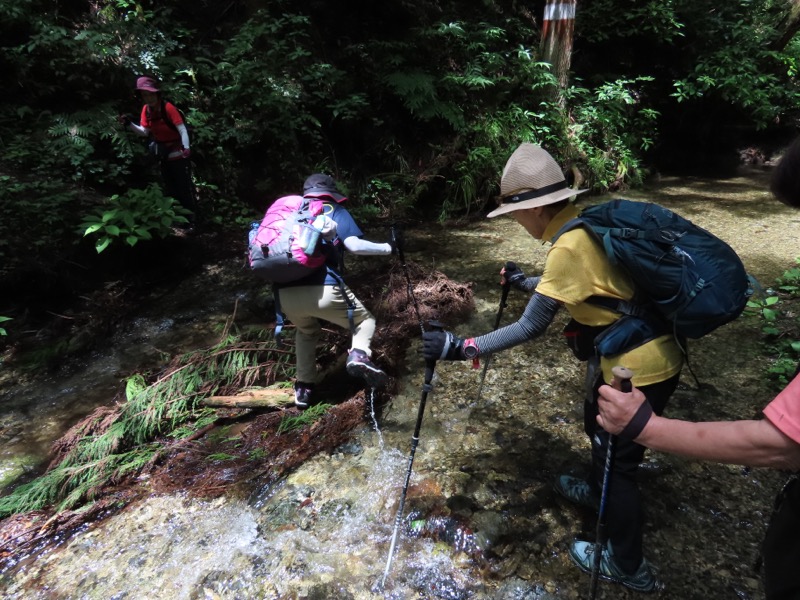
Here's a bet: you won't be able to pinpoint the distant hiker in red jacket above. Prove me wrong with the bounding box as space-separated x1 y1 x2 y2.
119 76 197 227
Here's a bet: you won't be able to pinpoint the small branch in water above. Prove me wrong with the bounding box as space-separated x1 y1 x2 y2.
219 298 239 341
180 421 219 443
45 311 75 320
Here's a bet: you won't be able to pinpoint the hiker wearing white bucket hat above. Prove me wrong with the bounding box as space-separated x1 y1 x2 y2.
422 142 684 593
488 142 588 217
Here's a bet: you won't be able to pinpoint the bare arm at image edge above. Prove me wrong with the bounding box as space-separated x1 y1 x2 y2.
638 414 800 471
596 385 800 471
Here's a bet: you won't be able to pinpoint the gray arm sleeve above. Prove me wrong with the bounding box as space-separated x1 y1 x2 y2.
342 235 392 256
472 291 560 355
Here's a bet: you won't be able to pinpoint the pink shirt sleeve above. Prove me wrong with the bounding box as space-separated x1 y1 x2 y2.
763 374 800 443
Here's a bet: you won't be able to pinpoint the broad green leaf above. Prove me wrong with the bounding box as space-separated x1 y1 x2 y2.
95 237 111 253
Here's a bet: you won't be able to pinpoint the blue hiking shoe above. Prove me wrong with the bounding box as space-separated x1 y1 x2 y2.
346 349 388 389
569 540 661 593
554 475 600 512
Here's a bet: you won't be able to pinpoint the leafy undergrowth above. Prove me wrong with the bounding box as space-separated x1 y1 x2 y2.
749 258 800 389
0 260 474 572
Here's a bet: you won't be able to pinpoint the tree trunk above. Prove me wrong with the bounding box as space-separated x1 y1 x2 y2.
771 0 800 51
541 0 577 103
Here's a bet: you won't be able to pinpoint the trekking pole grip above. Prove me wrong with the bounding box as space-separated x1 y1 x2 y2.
502 261 515 289
503 260 527 290
424 319 445 376
390 223 405 261
611 366 633 393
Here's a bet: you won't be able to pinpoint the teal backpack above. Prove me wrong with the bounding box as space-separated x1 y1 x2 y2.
553 199 754 357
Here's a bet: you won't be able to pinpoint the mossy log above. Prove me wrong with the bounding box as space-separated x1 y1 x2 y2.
201 389 294 408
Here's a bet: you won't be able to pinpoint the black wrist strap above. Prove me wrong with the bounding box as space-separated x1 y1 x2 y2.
620 400 654 439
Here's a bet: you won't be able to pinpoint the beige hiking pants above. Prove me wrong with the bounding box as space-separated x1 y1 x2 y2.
277 283 376 384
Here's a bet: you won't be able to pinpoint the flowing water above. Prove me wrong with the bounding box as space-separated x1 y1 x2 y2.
2 168 800 599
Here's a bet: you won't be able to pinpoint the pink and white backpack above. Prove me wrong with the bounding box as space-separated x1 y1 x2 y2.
248 195 327 282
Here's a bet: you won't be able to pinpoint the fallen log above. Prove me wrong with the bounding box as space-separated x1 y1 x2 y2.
202 388 294 408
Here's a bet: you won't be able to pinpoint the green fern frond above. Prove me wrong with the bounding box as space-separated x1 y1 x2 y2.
276 403 331 434
0 330 296 517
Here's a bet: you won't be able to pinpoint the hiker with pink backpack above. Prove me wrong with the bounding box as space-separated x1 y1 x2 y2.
249 173 396 408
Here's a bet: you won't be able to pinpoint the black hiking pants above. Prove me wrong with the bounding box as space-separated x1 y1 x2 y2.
762 476 800 599
584 372 681 574
161 156 197 223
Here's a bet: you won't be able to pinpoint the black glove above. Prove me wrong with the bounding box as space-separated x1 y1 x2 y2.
422 330 471 361
502 261 526 287
503 261 542 292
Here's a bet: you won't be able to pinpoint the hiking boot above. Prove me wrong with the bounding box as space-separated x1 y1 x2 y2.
346 349 388 389
569 540 661 593
554 475 600 512
294 382 314 409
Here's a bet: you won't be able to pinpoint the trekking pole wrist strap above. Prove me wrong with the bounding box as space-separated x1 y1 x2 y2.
620 399 653 439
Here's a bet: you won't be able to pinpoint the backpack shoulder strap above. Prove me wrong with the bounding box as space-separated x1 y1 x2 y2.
161 100 179 133
551 212 657 320
551 216 585 244
551 216 615 261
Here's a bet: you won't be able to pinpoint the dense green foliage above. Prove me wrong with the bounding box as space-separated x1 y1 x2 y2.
1 0 799 322
80 184 191 252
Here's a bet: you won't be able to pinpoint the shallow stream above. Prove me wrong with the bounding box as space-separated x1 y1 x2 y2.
2 167 800 599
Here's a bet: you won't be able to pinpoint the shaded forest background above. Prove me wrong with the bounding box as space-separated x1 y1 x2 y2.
1 0 799 353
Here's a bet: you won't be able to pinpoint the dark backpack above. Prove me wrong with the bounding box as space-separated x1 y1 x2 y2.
248 195 327 283
553 199 753 350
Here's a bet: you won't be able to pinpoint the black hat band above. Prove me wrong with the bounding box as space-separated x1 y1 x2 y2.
504 180 568 204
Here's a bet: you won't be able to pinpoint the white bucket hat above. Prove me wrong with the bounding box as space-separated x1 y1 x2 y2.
487 143 587 218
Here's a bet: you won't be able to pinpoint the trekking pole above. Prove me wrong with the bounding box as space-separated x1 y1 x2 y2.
391 224 426 336
379 320 443 588
475 261 519 402
590 365 633 600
